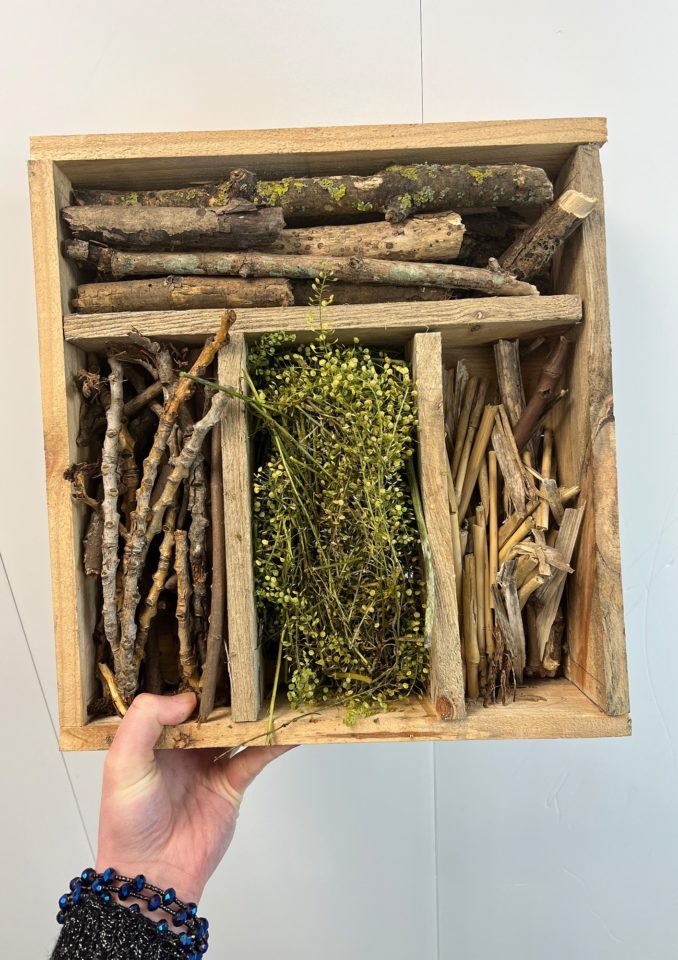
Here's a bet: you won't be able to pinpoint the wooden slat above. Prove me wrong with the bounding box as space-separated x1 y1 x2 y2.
552 145 630 717
411 333 466 719
63 294 582 350
31 118 607 185
59 679 629 750
218 334 262 721
28 160 93 728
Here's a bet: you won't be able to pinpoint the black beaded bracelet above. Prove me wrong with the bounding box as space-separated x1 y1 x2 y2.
57 867 209 958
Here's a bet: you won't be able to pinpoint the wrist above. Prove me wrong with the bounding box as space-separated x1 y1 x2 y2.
95 858 204 907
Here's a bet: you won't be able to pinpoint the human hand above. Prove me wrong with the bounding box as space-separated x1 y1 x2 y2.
96 692 293 905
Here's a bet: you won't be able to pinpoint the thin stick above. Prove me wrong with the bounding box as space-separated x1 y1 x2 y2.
101 358 124 662
488 451 498 605
451 377 478 478
98 662 127 717
478 458 490 519
199 424 227 722
175 530 200 691
458 405 498 519
483 527 494 658
463 554 479 699
453 361 469 434
455 380 489 501
513 337 570 451
498 516 536 563
536 428 553 530
188 454 209 666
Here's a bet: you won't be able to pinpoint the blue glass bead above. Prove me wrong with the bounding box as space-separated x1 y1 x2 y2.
102 892 112 905
188 902 198 917
118 882 132 900
56 911 66 925
161 887 176 906
59 894 69 910
187 952 200 960
179 932 193 947
133 874 145 893
80 868 96 886
196 939 209 954
148 894 162 911
128 903 140 914
174 909 189 926
197 919 209 936
72 886 82 905
92 880 104 895
157 920 169 934
69 878 80 891
102 867 116 883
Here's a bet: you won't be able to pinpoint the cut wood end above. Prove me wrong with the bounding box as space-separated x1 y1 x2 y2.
436 695 457 721
557 189 597 218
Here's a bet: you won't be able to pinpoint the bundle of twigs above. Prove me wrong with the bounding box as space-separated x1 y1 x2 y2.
443 335 584 703
65 312 235 718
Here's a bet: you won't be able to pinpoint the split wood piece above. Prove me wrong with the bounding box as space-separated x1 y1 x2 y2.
268 212 465 260
219 334 262 722
496 559 526 682
453 360 469 434
525 604 541 678
472 518 488 687
98 663 127 717
62 203 284 250
64 294 583 350
454 380 489 502
174 530 201 692
292 281 450 305
497 499 540 550
463 554 480 700
135 506 178 669
411 332 466 719
536 428 554 530
541 477 565 526
534 505 586 659
188 455 209 666
451 376 478 477
445 464 463 615
513 337 570 451
199 423 227 722
443 367 456 458
491 405 539 515
75 163 554 222
542 606 565 677
457 405 498 519
70 246 540 298
72 277 294 314
117 313 232 703
83 507 104 577
494 337 534 464
101 358 124 664
499 189 596 281
488 451 498 601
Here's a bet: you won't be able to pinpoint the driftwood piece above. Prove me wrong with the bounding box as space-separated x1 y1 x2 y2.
68 245 539 298
513 337 570 451
199 423 227 722
491 405 538 515
74 163 554 222
499 189 596 280
292 280 449 305
62 203 284 249
174 530 200 692
117 313 232 702
534 505 586 659
101 358 124 662
267 212 464 260
72 277 294 313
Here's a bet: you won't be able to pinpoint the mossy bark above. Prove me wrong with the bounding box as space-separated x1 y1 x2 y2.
72 276 294 313
73 162 553 222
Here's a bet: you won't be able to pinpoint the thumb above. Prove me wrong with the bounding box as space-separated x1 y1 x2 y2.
106 692 197 784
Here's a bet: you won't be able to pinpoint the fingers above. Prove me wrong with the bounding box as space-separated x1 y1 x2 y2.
106 692 197 785
224 744 296 797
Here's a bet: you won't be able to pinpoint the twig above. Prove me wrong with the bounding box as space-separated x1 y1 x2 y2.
188 454 209 666
513 337 570 451
98 662 127 717
174 530 200 691
135 506 178 669
101 358 124 663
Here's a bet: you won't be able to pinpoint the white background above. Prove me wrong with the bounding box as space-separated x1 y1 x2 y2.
1 2 677 957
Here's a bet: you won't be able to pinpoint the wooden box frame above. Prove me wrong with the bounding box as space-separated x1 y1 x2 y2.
28 117 630 750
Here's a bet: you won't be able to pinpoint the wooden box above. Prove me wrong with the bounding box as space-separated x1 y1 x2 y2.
28 118 630 750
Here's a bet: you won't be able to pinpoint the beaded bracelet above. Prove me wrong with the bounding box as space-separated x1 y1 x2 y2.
57 867 209 958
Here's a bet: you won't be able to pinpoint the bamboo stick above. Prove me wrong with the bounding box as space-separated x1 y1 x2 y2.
536 428 553 530
455 380 489 500
488 451 498 609
451 376 478 477
518 571 545 609
515 554 539 587
478 458 490 519
498 516 536 563
498 499 540 549
463 554 480 699
458 405 498 519
472 518 487 690
446 463 463 615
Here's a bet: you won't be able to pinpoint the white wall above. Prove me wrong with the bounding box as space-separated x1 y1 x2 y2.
1 2 676 957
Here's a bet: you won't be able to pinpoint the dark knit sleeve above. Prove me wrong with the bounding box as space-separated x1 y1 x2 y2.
51 893 186 960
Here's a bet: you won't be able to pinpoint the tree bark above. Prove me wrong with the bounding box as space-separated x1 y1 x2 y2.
73 162 552 221
292 281 450 305
62 203 285 249
72 277 294 313
71 248 537 297
499 189 596 280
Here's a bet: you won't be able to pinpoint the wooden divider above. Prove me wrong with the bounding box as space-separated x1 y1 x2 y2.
411 332 466 720
218 334 263 721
